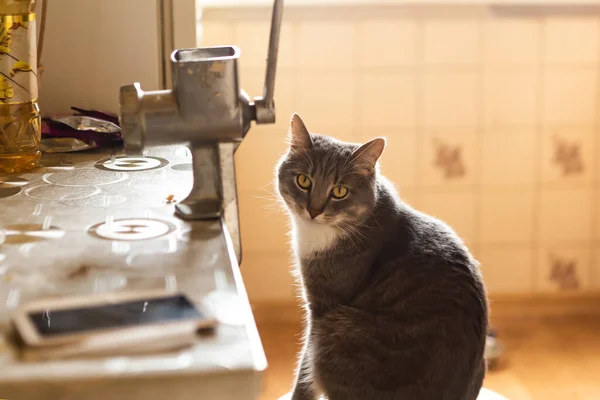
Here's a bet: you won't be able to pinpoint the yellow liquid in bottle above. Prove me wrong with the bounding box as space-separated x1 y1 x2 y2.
0 101 41 173
0 0 41 174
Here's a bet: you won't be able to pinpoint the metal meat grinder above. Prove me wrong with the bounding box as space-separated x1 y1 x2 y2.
118 0 284 263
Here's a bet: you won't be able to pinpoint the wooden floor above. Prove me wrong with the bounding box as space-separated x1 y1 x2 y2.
257 316 600 400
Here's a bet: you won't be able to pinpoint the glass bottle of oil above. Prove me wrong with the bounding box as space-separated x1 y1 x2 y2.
0 0 40 173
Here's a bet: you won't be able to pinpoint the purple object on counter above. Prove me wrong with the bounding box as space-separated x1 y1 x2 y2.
71 107 120 126
41 107 123 149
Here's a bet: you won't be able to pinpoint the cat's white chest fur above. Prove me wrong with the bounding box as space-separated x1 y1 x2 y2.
291 215 340 258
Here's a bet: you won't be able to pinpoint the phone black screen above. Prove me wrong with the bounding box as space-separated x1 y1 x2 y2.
29 295 203 337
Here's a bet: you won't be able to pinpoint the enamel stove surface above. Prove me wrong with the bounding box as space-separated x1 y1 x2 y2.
0 146 265 400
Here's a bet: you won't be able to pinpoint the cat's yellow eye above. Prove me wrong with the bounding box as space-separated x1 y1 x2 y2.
331 185 348 199
296 174 312 190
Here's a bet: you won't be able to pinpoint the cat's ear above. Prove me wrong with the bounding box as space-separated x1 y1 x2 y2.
288 113 312 153
352 137 386 174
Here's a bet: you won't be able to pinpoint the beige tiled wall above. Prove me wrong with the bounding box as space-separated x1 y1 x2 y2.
200 5 599 301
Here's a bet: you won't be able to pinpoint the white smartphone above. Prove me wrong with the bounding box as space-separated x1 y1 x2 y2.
11 290 217 349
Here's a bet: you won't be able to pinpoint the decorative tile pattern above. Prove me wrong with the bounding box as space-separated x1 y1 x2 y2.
481 129 537 186
542 127 595 186
544 17 600 65
538 188 593 243
239 192 290 253
484 19 540 67
537 246 592 292
421 71 481 128
235 124 289 192
359 20 418 67
483 71 538 127
419 191 476 246
548 253 580 290
296 71 356 135
235 21 295 68
423 20 482 66
542 69 597 125
420 130 477 187
199 21 234 47
201 10 600 297
479 190 535 245
360 72 417 129
433 140 465 180
370 130 418 188
297 21 355 69
552 137 584 176
479 247 534 293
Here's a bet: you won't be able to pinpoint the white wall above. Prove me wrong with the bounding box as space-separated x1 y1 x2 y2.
37 0 195 115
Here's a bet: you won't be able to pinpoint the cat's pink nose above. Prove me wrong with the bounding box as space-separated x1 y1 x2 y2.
307 207 322 219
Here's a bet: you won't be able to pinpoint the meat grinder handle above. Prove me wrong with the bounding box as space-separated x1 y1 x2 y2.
253 0 284 125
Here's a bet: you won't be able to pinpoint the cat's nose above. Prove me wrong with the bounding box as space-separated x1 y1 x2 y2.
307 207 323 219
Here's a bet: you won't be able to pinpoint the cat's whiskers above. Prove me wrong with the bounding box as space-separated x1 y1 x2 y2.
252 194 277 201
334 220 364 250
253 184 292 217
355 216 379 235
347 227 367 246
258 184 279 197
252 194 285 216
263 205 283 217
342 231 361 251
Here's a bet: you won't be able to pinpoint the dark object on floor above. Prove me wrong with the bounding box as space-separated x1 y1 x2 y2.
485 331 503 370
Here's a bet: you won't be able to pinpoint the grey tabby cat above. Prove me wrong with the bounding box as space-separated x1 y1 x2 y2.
275 114 488 400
